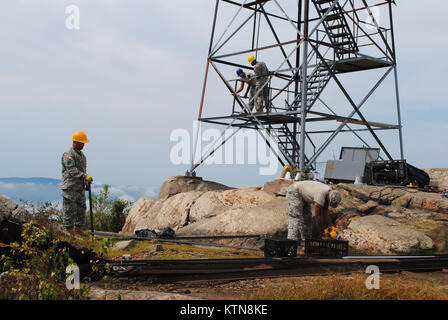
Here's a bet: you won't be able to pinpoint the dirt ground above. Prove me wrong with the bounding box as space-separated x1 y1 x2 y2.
89 270 448 300
86 239 448 300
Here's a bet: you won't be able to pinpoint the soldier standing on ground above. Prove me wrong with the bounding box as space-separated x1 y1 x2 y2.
248 55 270 113
286 180 342 241
61 130 93 232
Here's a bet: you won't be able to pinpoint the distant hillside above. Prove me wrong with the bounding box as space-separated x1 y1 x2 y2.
0 177 158 204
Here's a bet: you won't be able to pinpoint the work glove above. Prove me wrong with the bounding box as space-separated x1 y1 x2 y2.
85 175 93 187
322 226 342 240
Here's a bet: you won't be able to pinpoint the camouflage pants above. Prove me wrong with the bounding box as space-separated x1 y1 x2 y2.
286 186 313 241
255 85 270 111
62 190 86 229
248 87 255 111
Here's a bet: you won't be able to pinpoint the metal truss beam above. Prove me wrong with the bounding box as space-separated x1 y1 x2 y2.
190 0 403 176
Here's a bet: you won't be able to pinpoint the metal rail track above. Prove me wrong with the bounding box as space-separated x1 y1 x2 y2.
91 232 448 282
92 231 264 251
93 255 448 283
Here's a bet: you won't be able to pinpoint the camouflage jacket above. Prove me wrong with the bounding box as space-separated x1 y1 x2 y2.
61 147 87 191
253 61 269 86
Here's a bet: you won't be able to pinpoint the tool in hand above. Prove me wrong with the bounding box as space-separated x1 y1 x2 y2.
86 179 94 236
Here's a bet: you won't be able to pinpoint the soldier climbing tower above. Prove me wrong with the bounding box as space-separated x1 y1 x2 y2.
189 0 403 175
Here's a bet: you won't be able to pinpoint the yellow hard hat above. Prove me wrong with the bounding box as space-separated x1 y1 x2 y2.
248 55 256 64
72 130 90 143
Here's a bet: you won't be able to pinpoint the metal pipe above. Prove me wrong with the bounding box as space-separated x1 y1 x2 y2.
210 0 250 55
388 2 404 160
393 66 404 160
309 43 394 162
210 11 256 57
299 0 310 171
260 6 294 72
190 0 220 174
293 0 302 166
305 66 393 169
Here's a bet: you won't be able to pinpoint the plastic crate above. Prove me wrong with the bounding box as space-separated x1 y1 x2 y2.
264 238 298 258
305 239 349 258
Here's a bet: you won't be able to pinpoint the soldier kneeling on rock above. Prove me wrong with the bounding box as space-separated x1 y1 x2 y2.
286 180 342 242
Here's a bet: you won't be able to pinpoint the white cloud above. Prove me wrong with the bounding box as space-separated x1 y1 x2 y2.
0 182 17 190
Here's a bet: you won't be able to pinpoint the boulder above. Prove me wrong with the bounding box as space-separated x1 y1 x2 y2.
122 176 448 254
0 195 30 224
121 198 155 234
157 176 232 200
341 215 434 254
333 183 448 252
122 187 277 234
132 191 204 233
187 191 227 223
334 184 448 214
188 187 276 223
263 179 294 196
177 198 288 246
425 168 448 190
0 195 18 213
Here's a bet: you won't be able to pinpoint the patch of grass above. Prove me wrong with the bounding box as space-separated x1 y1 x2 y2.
105 239 264 260
243 273 448 300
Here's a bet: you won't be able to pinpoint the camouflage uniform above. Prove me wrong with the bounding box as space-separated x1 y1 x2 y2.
241 72 256 111
287 181 342 241
61 147 87 229
253 61 270 111
286 183 313 241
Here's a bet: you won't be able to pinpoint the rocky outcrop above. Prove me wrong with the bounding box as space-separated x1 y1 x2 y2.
0 195 30 224
333 184 448 252
177 199 288 244
130 191 203 232
341 215 434 254
188 187 275 224
263 179 294 196
157 176 232 200
333 184 448 214
425 169 448 190
123 174 448 254
121 197 156 234
121 185 277 234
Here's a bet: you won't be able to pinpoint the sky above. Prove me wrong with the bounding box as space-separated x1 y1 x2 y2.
0 0 447 194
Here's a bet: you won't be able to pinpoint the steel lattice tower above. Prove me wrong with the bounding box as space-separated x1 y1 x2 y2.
189 0 402 175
